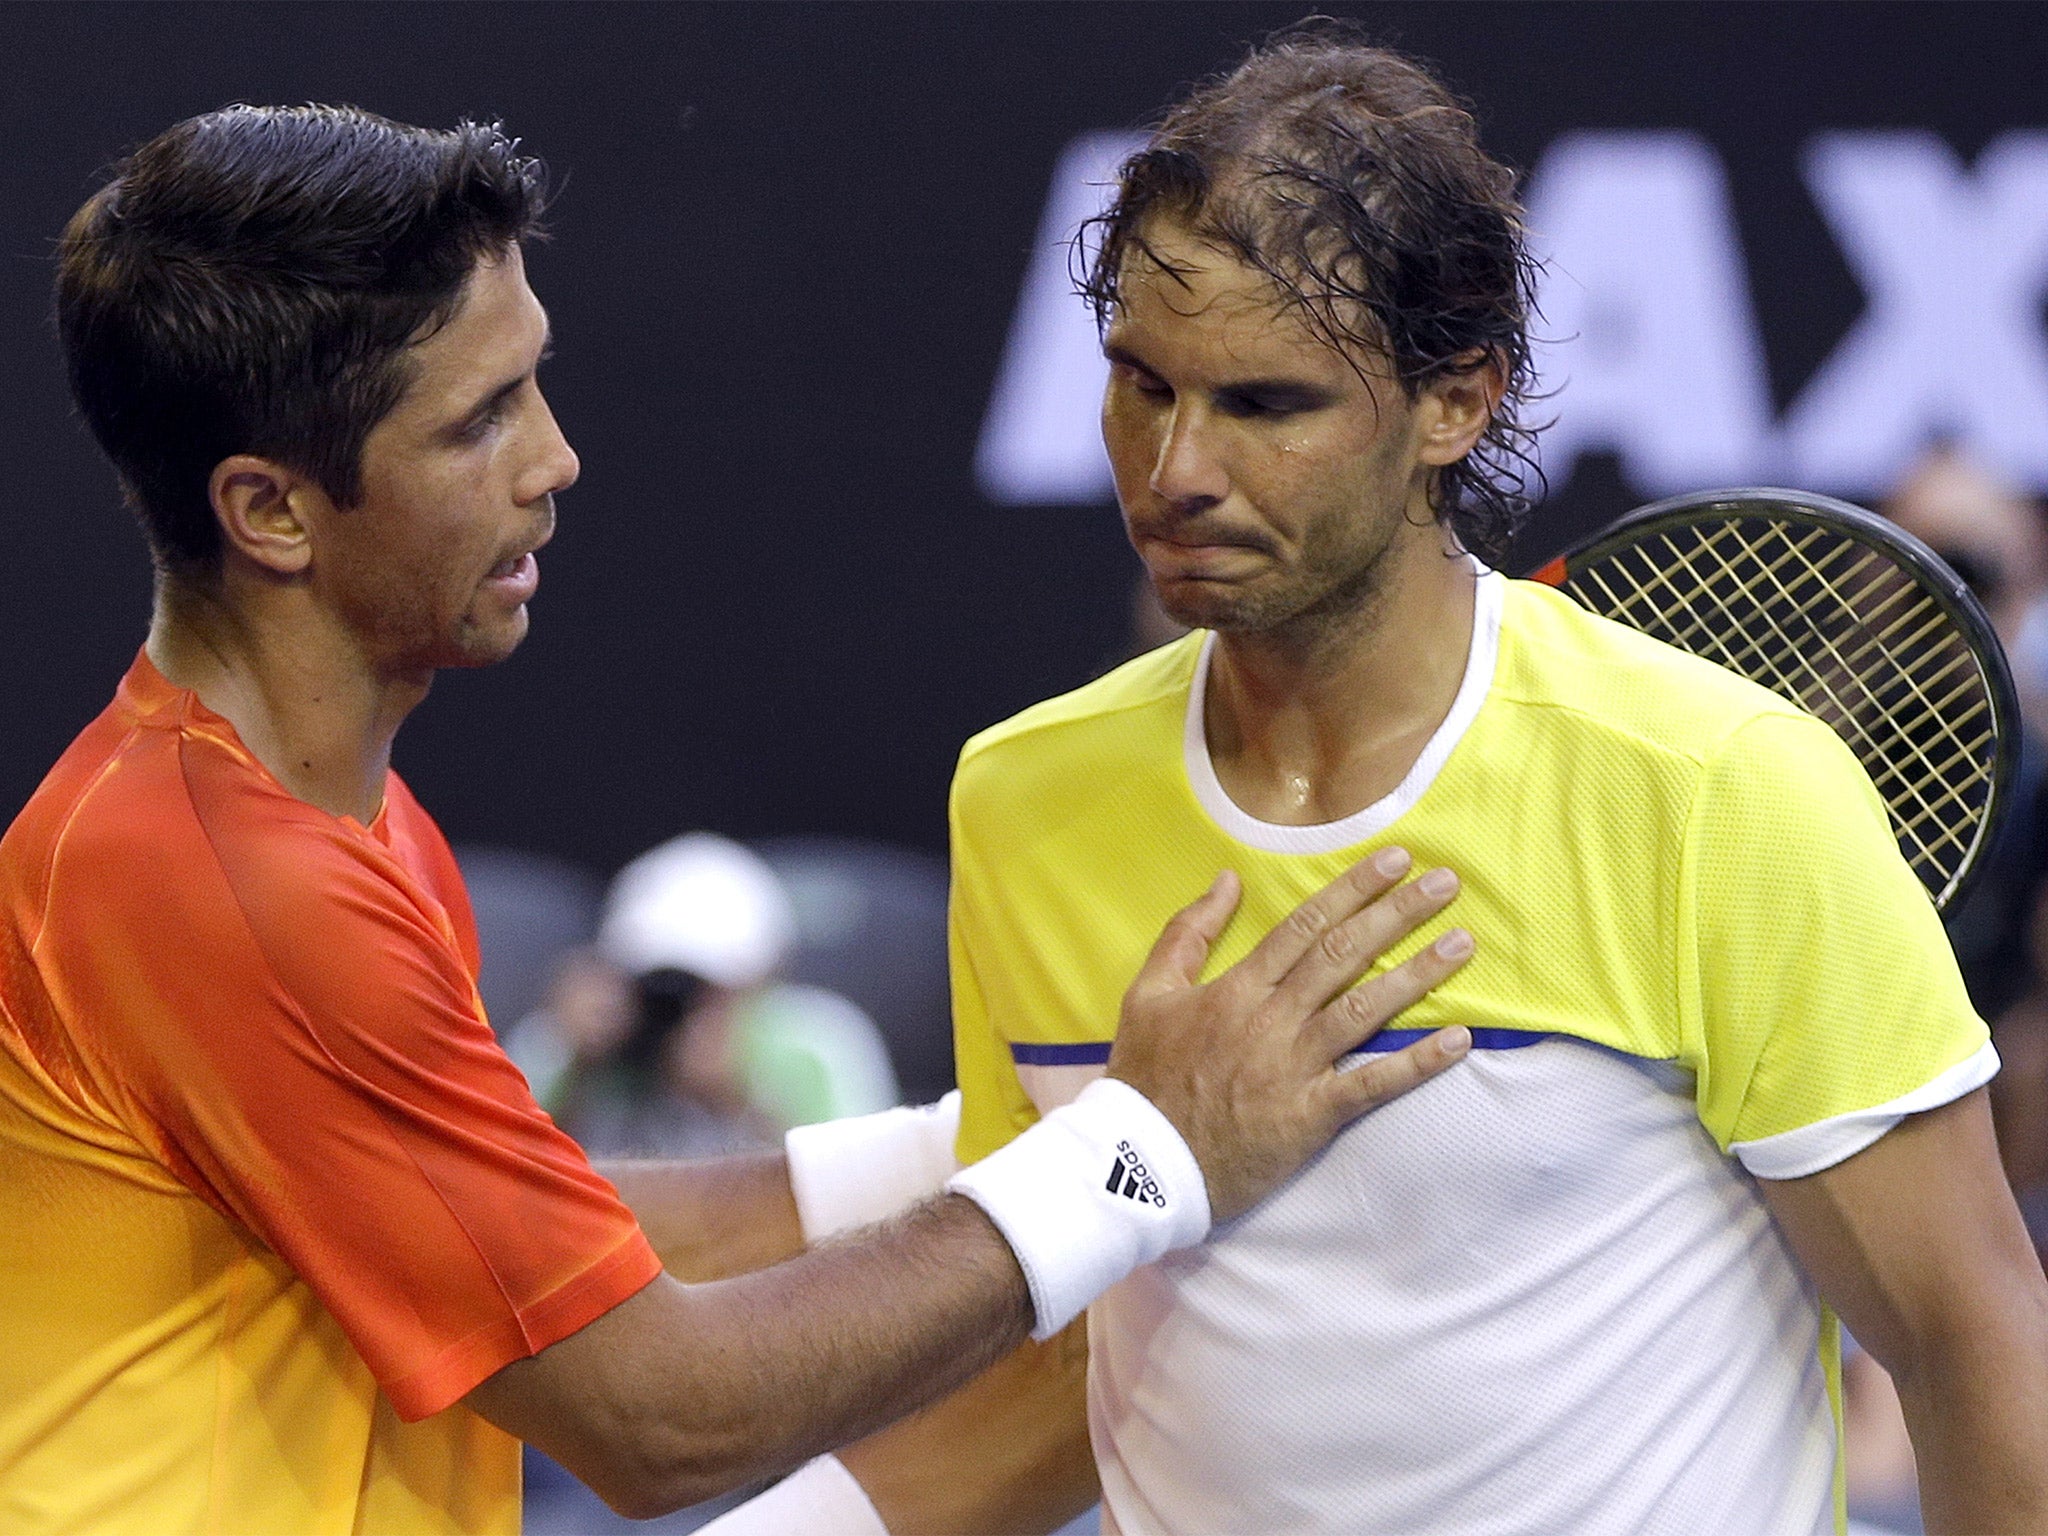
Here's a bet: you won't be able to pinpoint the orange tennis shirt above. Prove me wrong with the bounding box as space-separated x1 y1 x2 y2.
0 652 663 1534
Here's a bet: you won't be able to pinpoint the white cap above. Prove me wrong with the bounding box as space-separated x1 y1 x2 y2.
598 833 796 989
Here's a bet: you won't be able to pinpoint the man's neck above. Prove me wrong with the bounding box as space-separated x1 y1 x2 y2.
145 574 428 824
1203 532 1478 827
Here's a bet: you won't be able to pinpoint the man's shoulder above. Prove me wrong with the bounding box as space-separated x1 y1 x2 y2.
8 687 452 970
6 693 482 1094
1495 576 1812 769
952 633 1202 808
3 691 194 912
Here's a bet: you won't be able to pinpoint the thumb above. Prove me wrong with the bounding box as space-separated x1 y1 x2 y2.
1128 870 1240 999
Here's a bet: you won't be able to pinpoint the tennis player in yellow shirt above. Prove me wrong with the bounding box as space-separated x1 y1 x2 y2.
710 22 2048 1536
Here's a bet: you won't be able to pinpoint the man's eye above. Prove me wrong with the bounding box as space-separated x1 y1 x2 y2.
1220 392 1305 419
1111 361 1171 399
458 402 508 441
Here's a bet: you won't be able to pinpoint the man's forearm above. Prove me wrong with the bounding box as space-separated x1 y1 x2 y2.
702 1194 1037 1478
1893 1295 2048 1533
600 1152 804 1281
543 1079 1198 1514
470 1191 1034 1516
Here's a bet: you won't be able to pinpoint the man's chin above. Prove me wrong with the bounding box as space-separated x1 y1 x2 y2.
439 609 531 670
1154 576 1279 634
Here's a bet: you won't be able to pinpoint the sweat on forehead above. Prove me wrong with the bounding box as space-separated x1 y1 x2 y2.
1116 211 1390 346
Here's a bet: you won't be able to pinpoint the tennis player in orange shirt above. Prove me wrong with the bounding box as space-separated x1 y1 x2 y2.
0 106 1480 1533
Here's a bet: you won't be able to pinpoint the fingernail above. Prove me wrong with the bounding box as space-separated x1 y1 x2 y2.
1419 867 1458 898
1372 846 1411 877
1435 928 1473 958
1439 1025 1472 1055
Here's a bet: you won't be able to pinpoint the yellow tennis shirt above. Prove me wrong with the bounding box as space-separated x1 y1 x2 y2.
950 572 1993 1535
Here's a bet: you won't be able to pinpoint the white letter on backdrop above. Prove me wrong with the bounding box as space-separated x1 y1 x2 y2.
1525 131 1776 495
976 131 1149 505
1786 131 2048 493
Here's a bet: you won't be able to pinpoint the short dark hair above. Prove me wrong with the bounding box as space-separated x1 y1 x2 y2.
1081 20 1541 563
55 104 547 574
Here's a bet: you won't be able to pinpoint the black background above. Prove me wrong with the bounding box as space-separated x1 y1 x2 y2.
2 2 2037 871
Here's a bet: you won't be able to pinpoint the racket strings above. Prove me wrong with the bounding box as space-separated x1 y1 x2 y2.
1564 517 1996 903
1581 530 1985 869
1663 534 1982 857
1579 525 1989 880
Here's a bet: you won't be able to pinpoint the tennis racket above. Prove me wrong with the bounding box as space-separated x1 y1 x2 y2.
1532 487 2020 915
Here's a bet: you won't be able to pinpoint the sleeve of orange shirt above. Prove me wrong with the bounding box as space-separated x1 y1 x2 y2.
38 724 660 1421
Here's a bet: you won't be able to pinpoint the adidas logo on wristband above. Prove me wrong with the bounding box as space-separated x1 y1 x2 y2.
1105 1140 1166 1206
948 1078 1209 1338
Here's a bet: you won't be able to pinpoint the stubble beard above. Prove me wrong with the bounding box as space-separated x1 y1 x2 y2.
1162 502 1412 657
442 600 530 671
344 584 528 681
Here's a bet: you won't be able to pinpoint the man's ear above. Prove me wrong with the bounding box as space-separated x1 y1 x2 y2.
1416 350 1507 469
208 455 321 576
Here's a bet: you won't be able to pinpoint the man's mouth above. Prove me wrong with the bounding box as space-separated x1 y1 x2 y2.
486 518 554 584
483 549 541 602
1132 520 1272 555
1137 529 1275 568
1155 537 1262 553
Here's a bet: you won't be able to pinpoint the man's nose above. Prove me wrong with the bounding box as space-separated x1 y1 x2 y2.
523 393 581 502
1149 405 1228 509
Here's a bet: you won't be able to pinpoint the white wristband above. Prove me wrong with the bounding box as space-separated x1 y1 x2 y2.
786 1093 963 1243
946 1076 1209 1339
693 1454 887 1536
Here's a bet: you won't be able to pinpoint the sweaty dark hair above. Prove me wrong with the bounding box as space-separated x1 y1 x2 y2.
55 104 547 575
1081 20 1540 564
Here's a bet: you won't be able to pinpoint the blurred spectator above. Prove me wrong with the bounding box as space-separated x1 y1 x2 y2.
526 833 898 1160
578 832 797 1157
755 836 955 1104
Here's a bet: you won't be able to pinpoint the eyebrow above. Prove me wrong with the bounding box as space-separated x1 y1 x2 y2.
1102 340 1150 373
1103 340 1330 400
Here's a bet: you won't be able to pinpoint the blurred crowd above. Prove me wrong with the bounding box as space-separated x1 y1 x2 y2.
468 444 2048 1536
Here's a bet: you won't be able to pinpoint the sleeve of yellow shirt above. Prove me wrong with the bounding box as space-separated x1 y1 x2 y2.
1680 708 1994 1172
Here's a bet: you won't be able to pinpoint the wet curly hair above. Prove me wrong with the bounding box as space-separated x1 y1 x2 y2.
1080 20 1542 564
